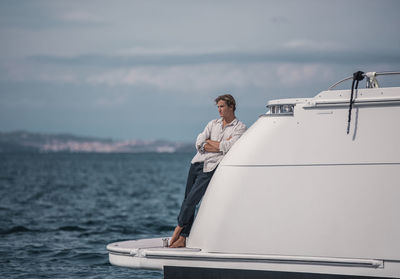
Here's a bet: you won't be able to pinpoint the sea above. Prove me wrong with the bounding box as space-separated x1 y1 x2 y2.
0 152 194 279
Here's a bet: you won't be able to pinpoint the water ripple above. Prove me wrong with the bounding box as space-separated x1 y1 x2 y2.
0 226 38 235
0 152 192 279
58 226 87 232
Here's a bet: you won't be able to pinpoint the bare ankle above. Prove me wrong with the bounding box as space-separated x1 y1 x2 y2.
170 236 186 248
169 226 184 247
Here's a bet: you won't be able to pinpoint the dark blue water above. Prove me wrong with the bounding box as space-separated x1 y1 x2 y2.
0 152 193 278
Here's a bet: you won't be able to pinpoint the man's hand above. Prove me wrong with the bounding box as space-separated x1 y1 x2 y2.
204 140 220 152
204 137 232 153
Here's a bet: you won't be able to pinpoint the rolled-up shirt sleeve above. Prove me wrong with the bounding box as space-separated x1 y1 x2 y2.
195 120 213 152
219 123 247 154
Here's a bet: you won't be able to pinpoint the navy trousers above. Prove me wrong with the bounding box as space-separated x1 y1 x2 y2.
177 162 216 237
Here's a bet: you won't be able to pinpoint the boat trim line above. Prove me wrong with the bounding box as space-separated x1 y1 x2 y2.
221 162 400 168
109 250 384 269
303 96 400 109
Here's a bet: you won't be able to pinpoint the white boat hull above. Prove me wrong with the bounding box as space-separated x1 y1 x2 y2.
108 76 400 278
107 238 399 278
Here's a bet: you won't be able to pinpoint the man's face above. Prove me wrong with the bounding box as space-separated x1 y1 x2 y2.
217 100 233 118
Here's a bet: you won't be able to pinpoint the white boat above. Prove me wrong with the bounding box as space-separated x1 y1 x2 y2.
107 71 400 279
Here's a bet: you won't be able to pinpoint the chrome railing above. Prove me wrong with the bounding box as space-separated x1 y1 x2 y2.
328 71 400 90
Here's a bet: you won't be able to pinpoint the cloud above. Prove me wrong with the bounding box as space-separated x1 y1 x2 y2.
0 61 79 84
12 49 399 91
3 52 398 94
116 46 247 57
85 64 265 91
85 63 335 92
276 64 333 86
58 11 104 24
36 73 78 83
270 16 289 24
283 39 345 51
28 48 400 69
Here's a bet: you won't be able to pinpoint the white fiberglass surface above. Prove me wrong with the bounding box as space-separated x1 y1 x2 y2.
188 164 400 260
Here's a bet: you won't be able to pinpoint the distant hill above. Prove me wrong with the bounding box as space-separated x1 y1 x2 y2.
0 131 194 153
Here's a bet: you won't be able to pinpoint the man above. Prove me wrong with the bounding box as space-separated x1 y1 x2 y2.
169 94 246 248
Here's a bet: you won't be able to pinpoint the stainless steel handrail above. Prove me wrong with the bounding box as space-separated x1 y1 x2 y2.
328 71 400 90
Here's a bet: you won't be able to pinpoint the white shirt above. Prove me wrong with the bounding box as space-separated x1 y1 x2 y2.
191 118 247 172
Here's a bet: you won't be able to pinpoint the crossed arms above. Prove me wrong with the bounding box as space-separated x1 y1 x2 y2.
204 139 230 153
196 120 246 155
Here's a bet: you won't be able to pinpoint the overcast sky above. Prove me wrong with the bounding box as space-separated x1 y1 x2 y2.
1 0 399 141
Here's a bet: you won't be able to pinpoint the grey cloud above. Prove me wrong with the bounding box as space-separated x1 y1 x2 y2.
0 1 108 30
28 50 400 68
0 2 52 29
270 16 290 24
